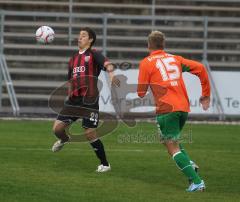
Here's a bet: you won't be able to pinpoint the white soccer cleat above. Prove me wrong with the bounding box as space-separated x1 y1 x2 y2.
96 164 111 173
52 140 67 152
186 180 206 192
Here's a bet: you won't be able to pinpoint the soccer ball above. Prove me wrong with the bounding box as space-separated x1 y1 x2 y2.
35 26 55 44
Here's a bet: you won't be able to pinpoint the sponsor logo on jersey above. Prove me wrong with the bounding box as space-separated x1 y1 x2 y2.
73 66 86 74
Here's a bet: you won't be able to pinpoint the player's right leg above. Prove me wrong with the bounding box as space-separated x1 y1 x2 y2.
84 128 111 173
52 119 71 152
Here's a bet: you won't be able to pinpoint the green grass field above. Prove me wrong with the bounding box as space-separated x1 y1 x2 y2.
0 120 240 202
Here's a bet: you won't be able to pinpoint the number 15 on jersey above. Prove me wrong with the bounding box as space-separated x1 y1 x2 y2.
156 57 180 86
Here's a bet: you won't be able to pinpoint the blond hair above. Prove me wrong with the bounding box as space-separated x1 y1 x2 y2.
148 31 165 50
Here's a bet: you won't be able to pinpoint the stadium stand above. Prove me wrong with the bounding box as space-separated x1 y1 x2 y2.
0 0 240 115
0 0 240 16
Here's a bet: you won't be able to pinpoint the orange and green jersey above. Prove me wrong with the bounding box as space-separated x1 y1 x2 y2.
137 50 211 114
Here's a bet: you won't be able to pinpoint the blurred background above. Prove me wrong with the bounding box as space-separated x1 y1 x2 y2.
0 0 240 121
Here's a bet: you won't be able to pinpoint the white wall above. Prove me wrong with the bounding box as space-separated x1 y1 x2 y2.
98 70 240 115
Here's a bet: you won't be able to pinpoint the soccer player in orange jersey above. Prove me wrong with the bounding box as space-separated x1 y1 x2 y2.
137 31 210 192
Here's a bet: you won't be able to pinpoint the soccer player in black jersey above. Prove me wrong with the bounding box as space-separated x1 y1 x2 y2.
51 27 118 172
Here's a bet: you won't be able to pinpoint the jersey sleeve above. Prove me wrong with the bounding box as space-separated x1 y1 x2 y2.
92 50 110 71
176 55 211 97
137 60 150 98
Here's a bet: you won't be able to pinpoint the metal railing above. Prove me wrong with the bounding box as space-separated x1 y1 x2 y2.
0 10 3 108
0 54 20 116
0 10 19 116
202 16 225 120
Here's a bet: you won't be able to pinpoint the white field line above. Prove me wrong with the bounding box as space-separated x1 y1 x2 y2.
0 147 146 152
0 147 238 154
1 117 240 125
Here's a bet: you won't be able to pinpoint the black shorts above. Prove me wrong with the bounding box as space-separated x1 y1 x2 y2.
56 96 99 129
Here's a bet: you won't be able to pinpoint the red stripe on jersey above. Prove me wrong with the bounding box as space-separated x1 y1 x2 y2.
88 52 94 97
67 58 73 97
79 53 86 96
73 55 79 97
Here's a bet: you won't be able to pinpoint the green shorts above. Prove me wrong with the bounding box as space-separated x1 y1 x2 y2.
156 111 188 141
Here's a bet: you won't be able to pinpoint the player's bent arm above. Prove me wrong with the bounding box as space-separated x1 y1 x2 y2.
104 62 114 79
178 56 211 110
179 57 211 97
105 62 120 87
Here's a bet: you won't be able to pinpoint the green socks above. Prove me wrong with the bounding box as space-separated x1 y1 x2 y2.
173 151 201 184
179 143 191 162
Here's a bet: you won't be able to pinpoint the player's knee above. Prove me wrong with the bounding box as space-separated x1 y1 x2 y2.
85 128 97 141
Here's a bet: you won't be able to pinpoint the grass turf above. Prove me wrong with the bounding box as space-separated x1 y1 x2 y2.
0 120 240 202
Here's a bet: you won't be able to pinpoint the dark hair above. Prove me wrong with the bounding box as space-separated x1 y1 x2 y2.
80 27 96 47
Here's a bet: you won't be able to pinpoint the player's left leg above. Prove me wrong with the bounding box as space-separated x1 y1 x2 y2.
164 140 204 191
83 111 110 173
178 112 199 183
157 111 205 191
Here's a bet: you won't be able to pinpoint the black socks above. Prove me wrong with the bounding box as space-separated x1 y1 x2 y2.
90 139 109 166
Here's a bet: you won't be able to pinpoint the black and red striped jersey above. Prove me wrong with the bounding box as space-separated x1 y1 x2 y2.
67 48 109 98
